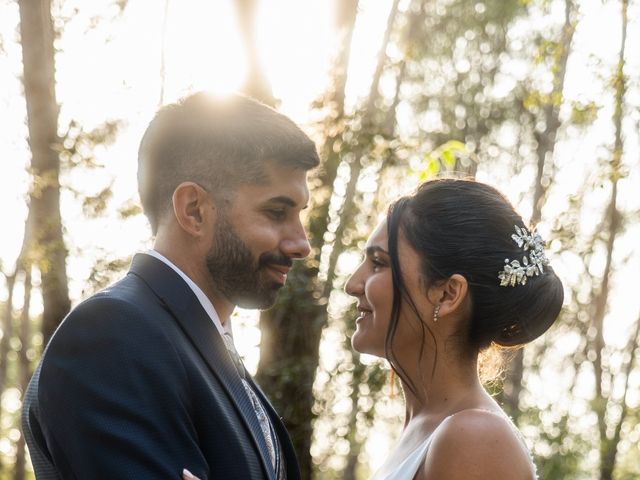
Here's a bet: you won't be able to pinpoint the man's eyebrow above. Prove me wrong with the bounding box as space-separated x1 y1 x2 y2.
266 196 308 209
365 246 389 257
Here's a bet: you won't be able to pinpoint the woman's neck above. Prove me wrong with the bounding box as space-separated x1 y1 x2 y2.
399 357 491 424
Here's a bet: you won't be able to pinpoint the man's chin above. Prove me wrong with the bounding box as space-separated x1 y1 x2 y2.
233 286 282 310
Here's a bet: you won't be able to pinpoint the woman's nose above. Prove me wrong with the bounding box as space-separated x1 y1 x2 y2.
345 269 364 296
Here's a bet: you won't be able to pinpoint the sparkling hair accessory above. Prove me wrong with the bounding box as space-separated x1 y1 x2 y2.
498 225 550 287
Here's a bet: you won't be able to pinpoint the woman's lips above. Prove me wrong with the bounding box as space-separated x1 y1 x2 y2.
356 308 372 324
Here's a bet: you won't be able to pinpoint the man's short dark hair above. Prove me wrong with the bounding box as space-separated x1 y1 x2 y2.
138 92 320 234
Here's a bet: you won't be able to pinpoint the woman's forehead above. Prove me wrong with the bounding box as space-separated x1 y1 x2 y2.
366 219 388 249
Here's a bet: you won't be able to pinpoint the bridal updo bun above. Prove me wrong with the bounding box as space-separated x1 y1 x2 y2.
387 179 563 352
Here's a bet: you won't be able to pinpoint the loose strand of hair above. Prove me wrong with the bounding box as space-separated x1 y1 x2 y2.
385 197 420 398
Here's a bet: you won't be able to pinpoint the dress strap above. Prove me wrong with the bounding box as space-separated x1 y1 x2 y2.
370 435 433 480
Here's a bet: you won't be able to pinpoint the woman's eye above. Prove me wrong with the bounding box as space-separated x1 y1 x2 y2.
371 257 385 270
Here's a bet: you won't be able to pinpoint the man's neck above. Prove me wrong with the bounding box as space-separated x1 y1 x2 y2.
150 247 235 322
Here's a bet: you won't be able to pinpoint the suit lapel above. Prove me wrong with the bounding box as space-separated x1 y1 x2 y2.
129 254 276 480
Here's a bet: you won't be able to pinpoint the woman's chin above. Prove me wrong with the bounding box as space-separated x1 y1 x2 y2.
351 331 369 354
350 334 364 353
351 332 383 357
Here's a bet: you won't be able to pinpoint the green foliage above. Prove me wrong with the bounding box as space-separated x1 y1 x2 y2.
58 119 124 227
114 0 128 13
533 38 562 65
522 405 593 479
58 119 122 169
393 0 526 180
81 183 113 218
417 140 473 180
86 255 132 293
117 200 143 219
523 90 563 110
570 100 600 126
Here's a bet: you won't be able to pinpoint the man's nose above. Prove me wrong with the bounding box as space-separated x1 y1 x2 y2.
281 224 311 259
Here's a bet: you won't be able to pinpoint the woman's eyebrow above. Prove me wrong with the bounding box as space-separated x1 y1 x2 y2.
365 246 389 257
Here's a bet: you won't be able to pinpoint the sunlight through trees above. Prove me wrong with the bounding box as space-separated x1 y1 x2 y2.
0 0 638 478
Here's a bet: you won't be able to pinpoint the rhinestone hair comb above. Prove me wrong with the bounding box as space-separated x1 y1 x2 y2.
498 225 550 287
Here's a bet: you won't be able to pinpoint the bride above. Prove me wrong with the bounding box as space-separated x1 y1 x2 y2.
344 179 563 479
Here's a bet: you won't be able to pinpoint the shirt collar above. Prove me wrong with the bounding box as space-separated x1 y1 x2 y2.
145 250 233 338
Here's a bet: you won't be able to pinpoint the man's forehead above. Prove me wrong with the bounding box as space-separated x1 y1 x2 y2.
236 167 309 207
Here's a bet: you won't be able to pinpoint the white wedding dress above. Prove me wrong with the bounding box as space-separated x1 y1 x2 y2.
369 434 435 480
369 410 537 480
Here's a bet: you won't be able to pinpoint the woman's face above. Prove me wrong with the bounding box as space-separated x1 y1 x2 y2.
345 219 427 357
345 220 393 356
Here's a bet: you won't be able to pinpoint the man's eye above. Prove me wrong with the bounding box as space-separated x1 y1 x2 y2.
268 209 286 220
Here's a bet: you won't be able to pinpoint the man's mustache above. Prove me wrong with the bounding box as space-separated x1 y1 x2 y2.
258 253 293 269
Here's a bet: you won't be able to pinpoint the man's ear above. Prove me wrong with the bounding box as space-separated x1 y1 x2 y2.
172 182 214 238
429 274 468 319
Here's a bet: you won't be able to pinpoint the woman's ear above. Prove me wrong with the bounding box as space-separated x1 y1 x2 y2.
430 274 468 319
172 182 214 238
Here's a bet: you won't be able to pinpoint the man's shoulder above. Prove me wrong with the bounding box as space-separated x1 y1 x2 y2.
80 271 152 308
51 273 168 345
69 275 148 317
40 271 186 385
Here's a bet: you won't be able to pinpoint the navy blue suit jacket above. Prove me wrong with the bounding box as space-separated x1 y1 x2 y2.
22 253 299 479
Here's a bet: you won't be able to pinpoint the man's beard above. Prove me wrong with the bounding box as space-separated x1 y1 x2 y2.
205 213 292 309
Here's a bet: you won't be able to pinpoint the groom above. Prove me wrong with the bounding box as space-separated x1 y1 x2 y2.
22 92 319 479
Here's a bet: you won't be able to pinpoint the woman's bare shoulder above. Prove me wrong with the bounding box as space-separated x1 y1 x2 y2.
418 409 536 480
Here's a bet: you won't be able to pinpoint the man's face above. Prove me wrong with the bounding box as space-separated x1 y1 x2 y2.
205 161 311 309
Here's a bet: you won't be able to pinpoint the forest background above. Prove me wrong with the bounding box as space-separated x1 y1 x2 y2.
0 0 639 479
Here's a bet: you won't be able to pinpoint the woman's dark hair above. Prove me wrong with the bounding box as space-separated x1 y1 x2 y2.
385 179 563 389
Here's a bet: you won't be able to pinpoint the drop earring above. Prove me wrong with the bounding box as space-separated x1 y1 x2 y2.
433 305 441 322
389 369 396 399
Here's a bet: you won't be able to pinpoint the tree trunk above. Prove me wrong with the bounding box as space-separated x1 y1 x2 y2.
0 186 36 475
595 2 627 478
18 0 70 344
341 365 363 480
530 0 576 225
499 0 577 420
0 273 16 399
14 268 32 480
234 0 276 106
158 0 170 106
306 0 359 261
601 314 640 480
0 272 16 475
327 0 359 115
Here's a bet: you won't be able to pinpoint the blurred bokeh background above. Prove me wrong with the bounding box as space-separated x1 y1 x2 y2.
0 0 639 478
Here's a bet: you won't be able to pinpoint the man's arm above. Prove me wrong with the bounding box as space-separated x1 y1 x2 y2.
37 295 208 479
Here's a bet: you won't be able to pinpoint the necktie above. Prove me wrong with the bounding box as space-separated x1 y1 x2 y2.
222 332 247 377
222 333 278 471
